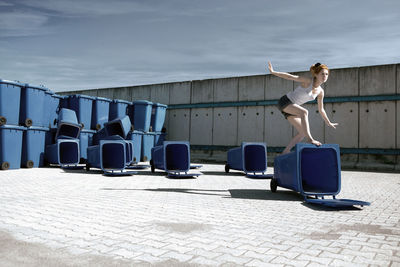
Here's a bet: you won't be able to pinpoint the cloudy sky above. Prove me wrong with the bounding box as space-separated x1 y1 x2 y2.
1 0 399 92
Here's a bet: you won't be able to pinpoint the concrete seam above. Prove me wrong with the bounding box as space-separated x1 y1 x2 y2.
357 66 361 163
189 82 193 142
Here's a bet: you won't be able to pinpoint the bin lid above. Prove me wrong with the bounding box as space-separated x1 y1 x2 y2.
0 79 24 87
112 99 131 105
305 198 371 208
24 84 48 91
132 100 152 105
143 132 156 136
80 129 97 134
0 125 26 131
95 97 112 102
45 90 55 95
68 94 96 100
53 94 65 99
152 103 168 108
26 126 49 131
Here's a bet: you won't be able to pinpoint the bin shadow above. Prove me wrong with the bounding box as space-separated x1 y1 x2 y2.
201 171 244 177
301 202 363 211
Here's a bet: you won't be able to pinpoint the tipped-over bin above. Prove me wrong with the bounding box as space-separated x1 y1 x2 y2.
45 138 80 167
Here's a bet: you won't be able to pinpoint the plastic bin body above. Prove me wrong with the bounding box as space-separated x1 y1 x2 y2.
152 141 190 172
79 129 96 161
151 103 167 132
104 116 131 139
154 132 166 146
0 125 25 170
126 130 142 163
129 100 152 132
227 142 267 174
55 108 81 140
0 80 23 126
125 140 133 165
91 97 111 130
19 84 48 127
109 99 130 121
67 95 95 129
45 138 80 167
141 132 155 161
87 137 126 171
48 94 64 128
44 90 54 128
22 126 48 168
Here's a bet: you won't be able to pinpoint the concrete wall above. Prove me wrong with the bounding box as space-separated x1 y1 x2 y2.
60 63 400 171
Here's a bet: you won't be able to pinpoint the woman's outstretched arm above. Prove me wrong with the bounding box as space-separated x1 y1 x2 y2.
267 61 310 84
317 90 338 129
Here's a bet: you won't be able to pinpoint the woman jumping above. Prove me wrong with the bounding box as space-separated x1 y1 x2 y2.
267 61 338 154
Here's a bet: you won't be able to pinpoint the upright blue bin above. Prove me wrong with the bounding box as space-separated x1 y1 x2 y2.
44 90 54 128
141 132 155 161
154 132 166 146
104 115 132 139
55 108 81 140
151 103 167 132
271 143 370 208
109 99 130 121
0 79 23 126
126 130 143 163
0 125 25 170
86 136 126 172
67 94 95 129
79 129 96 161
129 100 152 132
45 138 80 167
22 126 48 168
48 94 65 128
19 84 48 127
225 142 270 178
91 97 111 130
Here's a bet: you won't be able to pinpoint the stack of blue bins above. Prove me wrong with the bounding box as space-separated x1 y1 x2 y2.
271 143 370 208
45 108 81 167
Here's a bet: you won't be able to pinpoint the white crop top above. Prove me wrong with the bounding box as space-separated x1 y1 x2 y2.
286 80 320 106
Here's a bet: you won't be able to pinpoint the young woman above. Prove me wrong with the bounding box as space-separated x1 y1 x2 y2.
267 61 338 154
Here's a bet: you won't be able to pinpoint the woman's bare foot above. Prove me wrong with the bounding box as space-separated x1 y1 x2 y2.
306 138 321 146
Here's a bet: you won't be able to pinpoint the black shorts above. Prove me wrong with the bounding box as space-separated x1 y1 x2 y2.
277 95 294 119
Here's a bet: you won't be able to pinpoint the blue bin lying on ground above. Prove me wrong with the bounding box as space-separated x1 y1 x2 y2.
19 84 48 127
128 100 152 132
271 143 370 208
109 99 130 121
0 79 23 126
225 142 272 178
91 97 111 130
22 126 48 168
154 132 166 146
45 137 80 167
79 129 96 162
150 141 200 178
0 125 25 170
151 103 167 132
66 94 95 129
55 108 81 140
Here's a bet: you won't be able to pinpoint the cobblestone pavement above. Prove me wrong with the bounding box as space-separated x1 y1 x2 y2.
0 164 399 266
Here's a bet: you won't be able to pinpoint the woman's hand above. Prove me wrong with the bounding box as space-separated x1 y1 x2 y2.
327 122 339 129
267 61 274 74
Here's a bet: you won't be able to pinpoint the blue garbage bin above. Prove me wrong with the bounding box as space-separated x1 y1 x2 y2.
0 125 25 170
151 103 168 132
86 136 126 172
126 130 143 163
91 97 111 130
45 138 80 167
19 84 48 127
128 100 153 132
55 108 81 140
141 132 155 161
79 129 96 162
109 99 130 121
154 132 166 146
22 126 48 168
67 94 95 129
44 90 54 128
271 143 370 208
151 141 190 172
104 115 132 139
0 79 23 126
48 94 65 128
225 142 269 178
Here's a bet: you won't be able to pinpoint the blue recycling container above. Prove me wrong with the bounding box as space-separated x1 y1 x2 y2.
104 115 132 139
22 126 48 168
0 125 25 170
0 79 23 126
87 136 126 172
126 130 143 163
128 100 153 132
91 97 111 130
67 94 95 129
151 103 168 132
151 141 190 173
141 132 156 161
19 84 48 127
154 132 166 146
271 143 370 207
55 108 81 140
79 129 96 161
45 138 80 167
125 140 134 165
225 142 267 177
44 90 54 128
48 94 65 128
109 99 130 121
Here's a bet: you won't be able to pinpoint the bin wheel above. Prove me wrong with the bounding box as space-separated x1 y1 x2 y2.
25 118 33 127
150 160 155 173
85 163 90 171
96 124 102 131
225 164 230 173
26 160 34 168
143 156 148 162
270 179 278 193
80 123 84 129
1 161 10 170
0 116 6 126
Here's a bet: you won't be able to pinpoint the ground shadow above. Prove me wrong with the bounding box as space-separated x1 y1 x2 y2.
201 171 244 177
301 202 363 211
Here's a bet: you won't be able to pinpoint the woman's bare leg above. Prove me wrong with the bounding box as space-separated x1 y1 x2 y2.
282 116 305 154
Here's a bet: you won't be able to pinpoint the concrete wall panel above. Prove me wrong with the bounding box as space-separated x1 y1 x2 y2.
237 106 264 144
265 75 293 100
96 88 113 98
264 106 292 147
359 64 396 95
303 104 324 143
150 84 170 104
130 86 151 101
324 102 358 148
359 101 396 148
325 67 358 97
78 89 98 97
238 75 265 101
190 108 213 145
213 77 238 102
112 87 131 101
192 79 213 104
167 109 190 141
213 107 237 146
397 101 400 149
169 82 191 105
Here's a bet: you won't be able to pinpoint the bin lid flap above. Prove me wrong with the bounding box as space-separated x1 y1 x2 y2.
132 100 152 105
24 84 48 91
53 94 65 99
152 103 168 108
0 125 26 130
113 99 131 104
305 198 371 208
45 90 55 95
69 94 96 100
26 126 50 131
0 79 24 87
95 97 112 102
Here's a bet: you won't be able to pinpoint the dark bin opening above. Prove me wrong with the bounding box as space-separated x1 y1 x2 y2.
105 123 123 137
59 142 79 164
300 148 339 193
244 144 266 172
102 143 125 169
58 124 80 139
165 144 189 171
